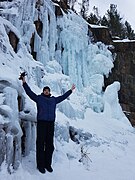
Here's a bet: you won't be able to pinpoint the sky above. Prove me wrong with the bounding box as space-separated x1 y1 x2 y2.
89 0 135 30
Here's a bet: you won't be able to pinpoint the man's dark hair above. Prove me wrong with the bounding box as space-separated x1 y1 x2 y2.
43 86 51 92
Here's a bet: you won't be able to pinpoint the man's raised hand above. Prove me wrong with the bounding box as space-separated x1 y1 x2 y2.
22 76 26 83
71 84 76 91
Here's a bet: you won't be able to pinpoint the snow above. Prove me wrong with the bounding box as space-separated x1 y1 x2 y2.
113 39 135 42
89 24 108 29
0 0 135 179
0 109 135 179
0 7 18 16
104 81 131 125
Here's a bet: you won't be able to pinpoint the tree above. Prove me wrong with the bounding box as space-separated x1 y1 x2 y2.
93 6 100 20
125 21 135 40
67 0 77 10
80 0 89 18
86 6 101 25
101 15 109 27
106 4 125 38
87 13 100 25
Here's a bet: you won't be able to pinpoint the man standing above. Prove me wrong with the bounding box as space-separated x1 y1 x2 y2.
21 76 75 174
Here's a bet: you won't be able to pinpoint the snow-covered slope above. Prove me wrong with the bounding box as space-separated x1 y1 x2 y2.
0 0 135 179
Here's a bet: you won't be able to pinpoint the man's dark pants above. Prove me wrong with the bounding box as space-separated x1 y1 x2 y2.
36 121 55 168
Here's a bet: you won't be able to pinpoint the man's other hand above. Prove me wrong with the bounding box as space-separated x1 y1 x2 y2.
22 76 26 83
71 84 75 91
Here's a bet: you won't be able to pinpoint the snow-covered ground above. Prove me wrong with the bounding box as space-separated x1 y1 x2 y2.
0 0 135 180
1 108 135 180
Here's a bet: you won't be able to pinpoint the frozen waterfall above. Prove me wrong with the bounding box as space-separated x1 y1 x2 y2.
0 0 132 175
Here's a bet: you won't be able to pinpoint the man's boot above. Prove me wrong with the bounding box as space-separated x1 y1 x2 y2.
37 167 46 174
45 165 53 173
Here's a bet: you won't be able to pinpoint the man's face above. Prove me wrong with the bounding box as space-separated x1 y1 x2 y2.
43 89 50 96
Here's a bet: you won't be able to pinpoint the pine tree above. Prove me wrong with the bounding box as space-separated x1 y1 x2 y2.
87 13 100 25
125 21 135 40
86 6 101 25
101 15 109 27
93 6 100 20
80 0 89 18
106 4 125 38
67 0 77 10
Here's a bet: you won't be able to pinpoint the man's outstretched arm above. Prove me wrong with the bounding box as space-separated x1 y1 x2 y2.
22 77 38 102
55 84 75 104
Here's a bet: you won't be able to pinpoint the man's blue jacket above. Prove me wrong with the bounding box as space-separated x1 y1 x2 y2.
23 82 72 121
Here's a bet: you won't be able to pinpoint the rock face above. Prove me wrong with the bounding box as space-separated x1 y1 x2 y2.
8 31 19 53
90 27 135 126
89 26 112 45
92 25 135 126
105 41 135 126
52 0 69 16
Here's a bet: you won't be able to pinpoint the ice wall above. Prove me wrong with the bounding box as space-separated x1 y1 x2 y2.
0 0 131 173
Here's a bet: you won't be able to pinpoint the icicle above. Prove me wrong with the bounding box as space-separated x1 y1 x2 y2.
0 126 6 166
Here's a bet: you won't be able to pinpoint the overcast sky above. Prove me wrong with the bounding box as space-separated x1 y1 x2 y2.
89 0 135 30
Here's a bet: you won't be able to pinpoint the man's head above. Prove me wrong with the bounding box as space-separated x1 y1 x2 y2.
43 86 51 96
